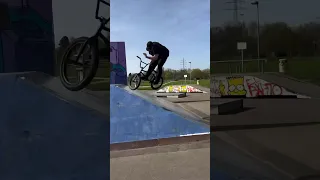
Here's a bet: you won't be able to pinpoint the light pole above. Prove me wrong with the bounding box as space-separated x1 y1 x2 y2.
251 1 261 72
188 62 192 82
240 13 245 39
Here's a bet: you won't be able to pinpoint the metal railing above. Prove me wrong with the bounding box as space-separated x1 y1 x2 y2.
211 58 267 74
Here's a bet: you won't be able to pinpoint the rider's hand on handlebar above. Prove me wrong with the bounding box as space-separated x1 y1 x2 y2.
143 53 147 58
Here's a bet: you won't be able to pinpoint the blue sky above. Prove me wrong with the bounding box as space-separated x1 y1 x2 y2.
111 0 210 74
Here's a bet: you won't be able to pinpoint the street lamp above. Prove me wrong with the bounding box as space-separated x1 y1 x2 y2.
188 62 192 82
251 1 261 72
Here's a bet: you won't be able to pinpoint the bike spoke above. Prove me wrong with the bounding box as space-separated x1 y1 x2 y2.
67 60 84 66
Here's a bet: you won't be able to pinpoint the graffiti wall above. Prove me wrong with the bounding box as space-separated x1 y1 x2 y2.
211 76 297 97
157 85 206 93
0 0 54 75
110 42 127 85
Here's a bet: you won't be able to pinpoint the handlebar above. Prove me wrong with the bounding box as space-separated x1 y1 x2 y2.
136 56 149 68
100 0 110 6
95 0 109 21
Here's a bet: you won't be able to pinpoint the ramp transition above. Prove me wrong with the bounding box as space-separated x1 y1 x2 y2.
110 85 209 145
0 72 109 179
211 75 309 98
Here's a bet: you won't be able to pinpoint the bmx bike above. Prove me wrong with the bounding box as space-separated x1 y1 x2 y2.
60 0 109 91
128 56 164 90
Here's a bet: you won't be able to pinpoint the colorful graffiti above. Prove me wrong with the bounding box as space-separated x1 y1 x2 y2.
0 0 54 75
211 76 297 97
157 85 206 93
110 42 127 85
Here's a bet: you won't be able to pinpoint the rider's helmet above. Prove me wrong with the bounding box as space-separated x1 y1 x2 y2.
146 41 153 51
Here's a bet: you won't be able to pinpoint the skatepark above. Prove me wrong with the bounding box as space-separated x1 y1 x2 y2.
0 1 213 179
0 35 211 180
211 73 320 179
110 75 211 179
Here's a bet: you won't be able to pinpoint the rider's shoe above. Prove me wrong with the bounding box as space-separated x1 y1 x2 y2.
141 74 150 81
141 76 148 81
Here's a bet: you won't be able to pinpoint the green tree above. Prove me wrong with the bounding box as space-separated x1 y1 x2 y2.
191 68 203 79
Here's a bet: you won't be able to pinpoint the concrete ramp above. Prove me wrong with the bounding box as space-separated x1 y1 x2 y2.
118 85 205 122
0 72 109 179
110 85 209 150
211 75 309 98
16 72 109 115
157 85 206 93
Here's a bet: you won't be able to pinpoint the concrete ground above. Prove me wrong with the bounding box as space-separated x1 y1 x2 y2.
110 141 210 180
211 73 320 178
212 98 320 178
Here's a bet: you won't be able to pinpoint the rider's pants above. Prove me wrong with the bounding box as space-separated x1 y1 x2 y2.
144 54 168 83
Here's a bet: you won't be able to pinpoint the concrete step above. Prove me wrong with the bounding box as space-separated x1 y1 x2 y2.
211 99 243 115
156 92 187 98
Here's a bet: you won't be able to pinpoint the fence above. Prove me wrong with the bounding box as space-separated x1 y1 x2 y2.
211 59 271 74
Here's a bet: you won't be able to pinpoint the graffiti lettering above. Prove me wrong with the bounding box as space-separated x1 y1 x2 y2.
246 78 283 96
211 79 222 96
210 75 292 98
110 42 127 85
157 85 205 93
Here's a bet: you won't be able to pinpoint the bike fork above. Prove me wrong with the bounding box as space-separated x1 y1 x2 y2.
75 37 97 63
75 42 89 63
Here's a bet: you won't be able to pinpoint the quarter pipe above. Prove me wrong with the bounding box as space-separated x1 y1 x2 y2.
0 72 109 179
110 85 209 144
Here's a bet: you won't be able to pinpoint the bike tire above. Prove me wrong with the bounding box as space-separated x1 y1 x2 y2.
150 77 164 90
129 73 141 90
60 36 99 91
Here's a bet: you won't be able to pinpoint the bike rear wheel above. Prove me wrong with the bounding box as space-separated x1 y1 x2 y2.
150 76 163 90
129 73 141 90
60 37 99 91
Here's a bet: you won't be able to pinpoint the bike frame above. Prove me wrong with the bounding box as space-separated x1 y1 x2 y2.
136 56 157 76
76 0 109 62
94 0 109 44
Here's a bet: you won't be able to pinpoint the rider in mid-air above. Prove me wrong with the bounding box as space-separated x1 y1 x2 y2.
142 41 169 84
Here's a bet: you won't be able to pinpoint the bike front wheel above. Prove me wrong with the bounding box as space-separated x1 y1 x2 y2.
150 77 164 90
60 36 99 91
128 73 141 90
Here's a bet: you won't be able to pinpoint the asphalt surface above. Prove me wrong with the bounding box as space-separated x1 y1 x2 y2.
111 140 210 180
212 134 291 179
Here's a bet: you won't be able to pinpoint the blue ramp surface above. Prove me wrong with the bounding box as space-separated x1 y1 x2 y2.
110 85 209 144
0 74 109 180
